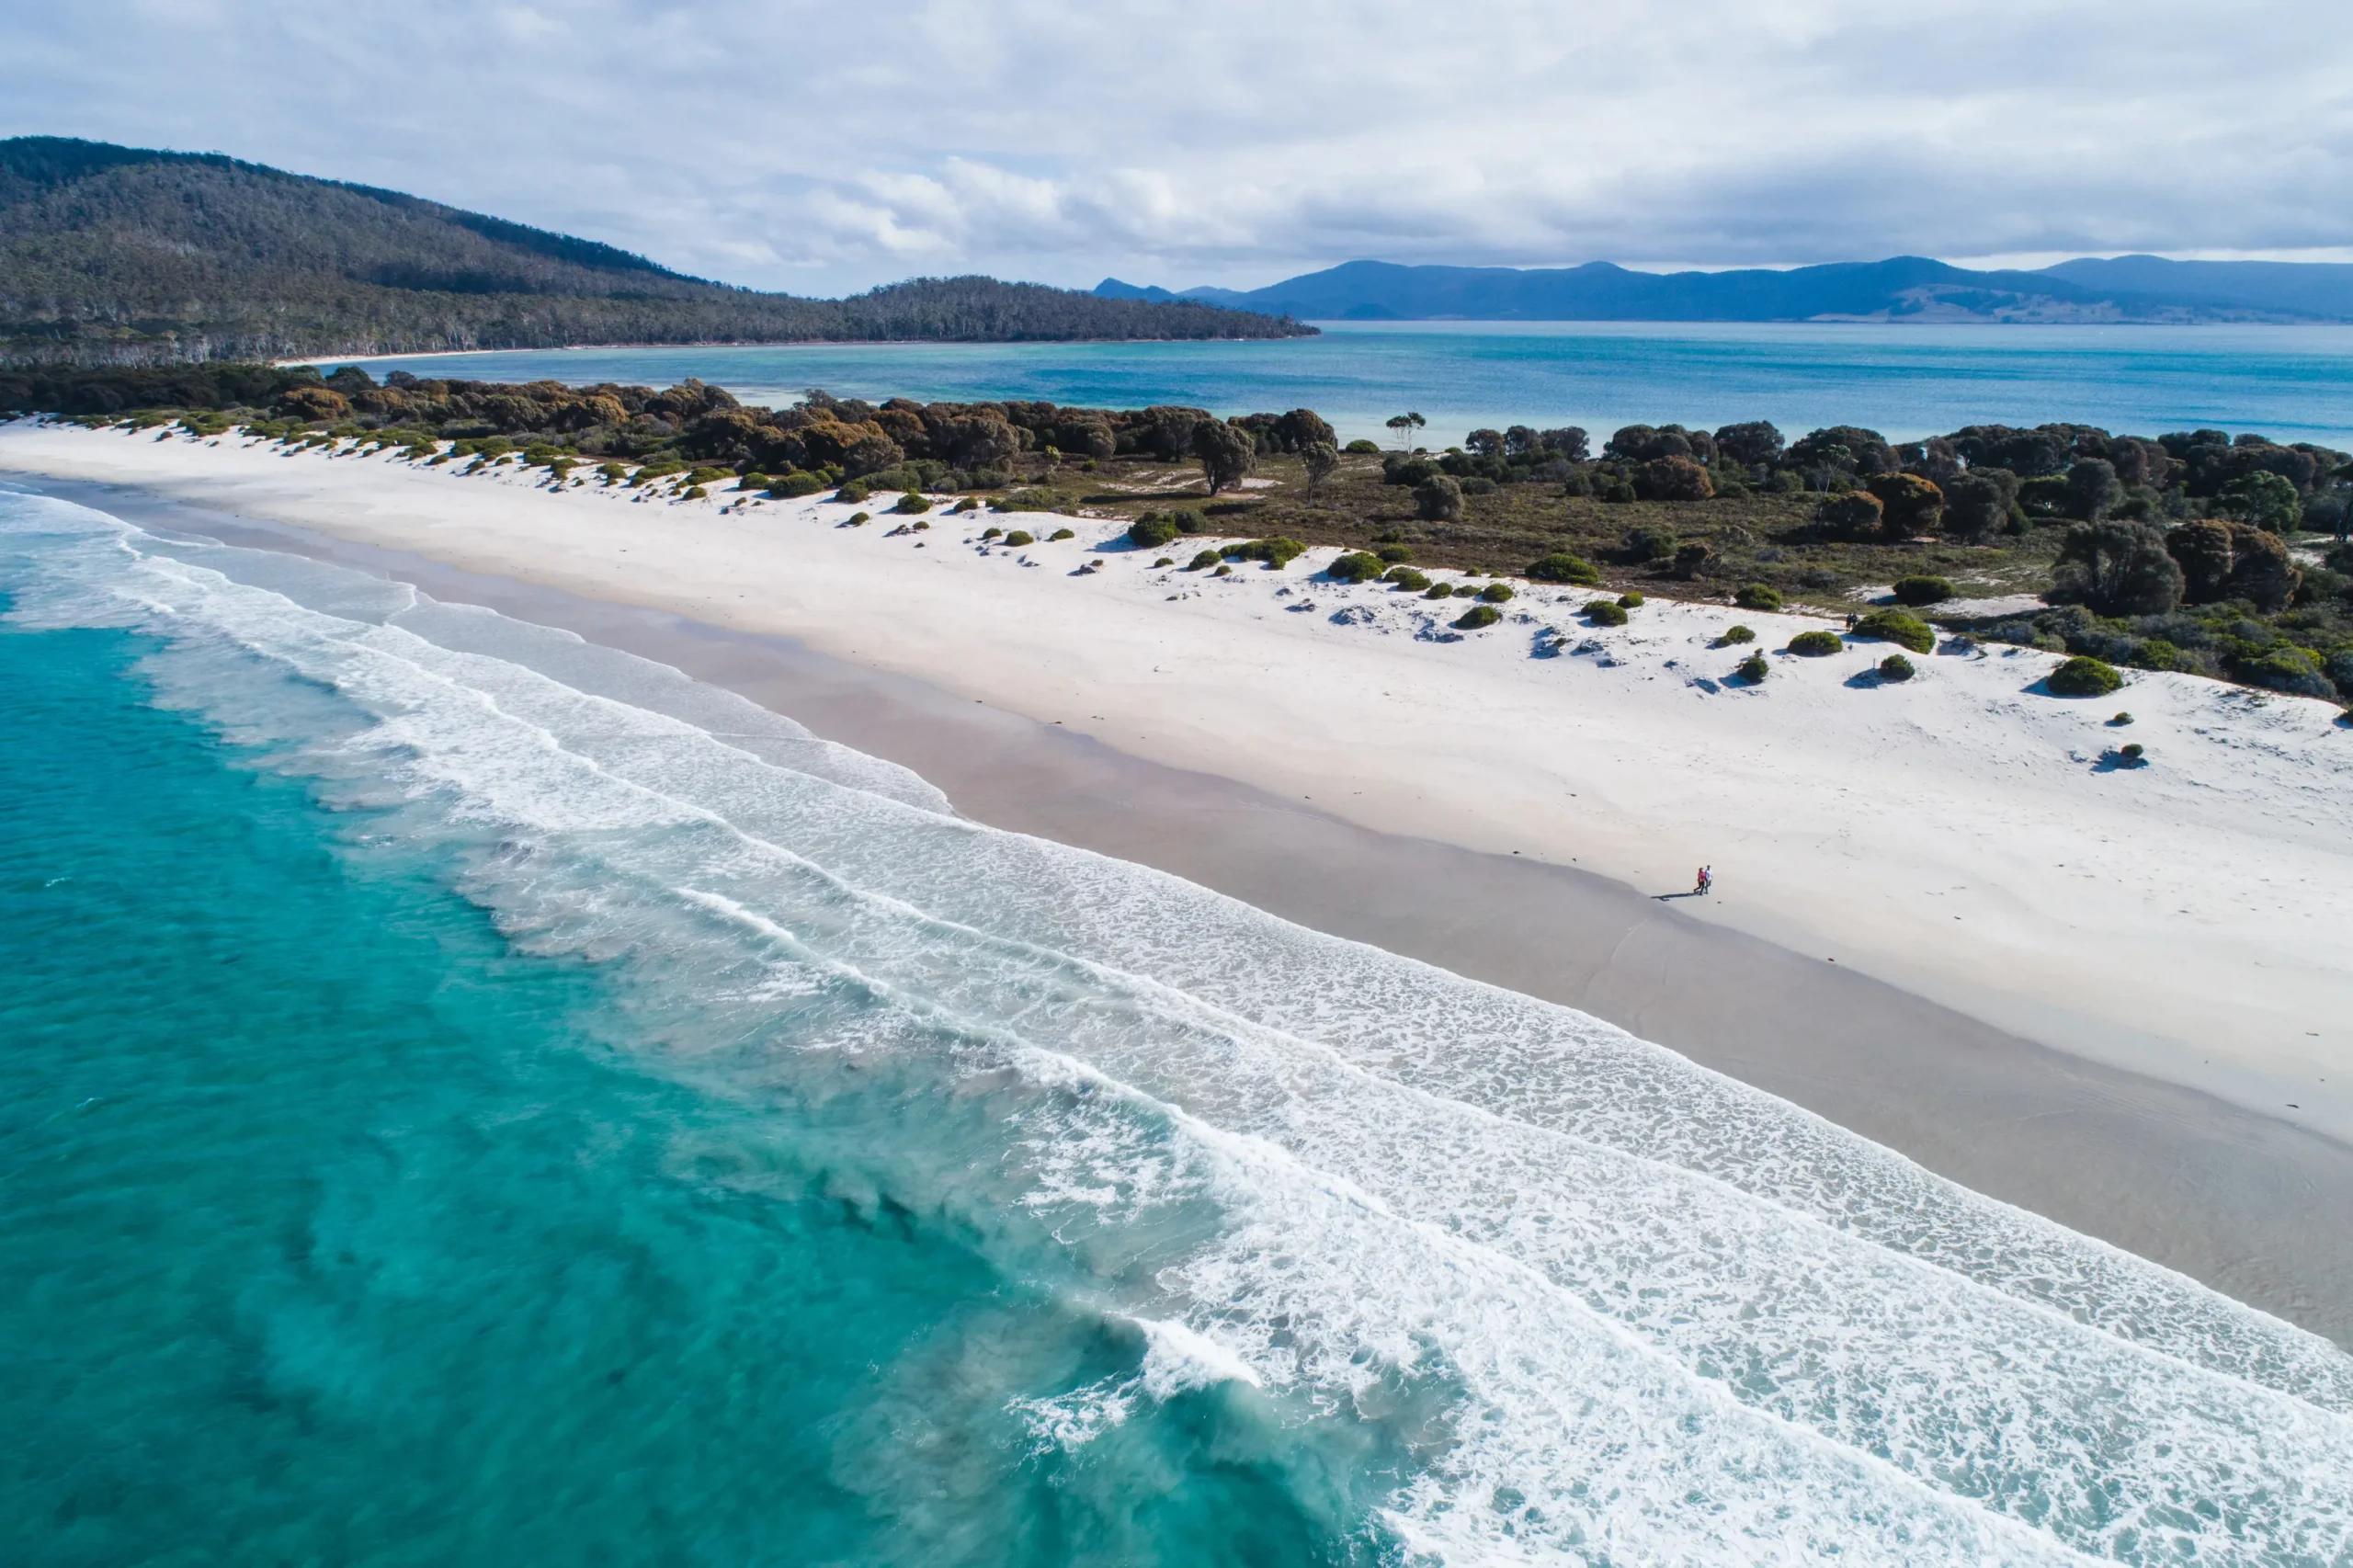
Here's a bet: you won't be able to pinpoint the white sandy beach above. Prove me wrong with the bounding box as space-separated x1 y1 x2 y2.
8 419 2351 1140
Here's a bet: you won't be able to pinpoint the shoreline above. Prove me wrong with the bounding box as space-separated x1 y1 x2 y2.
11 468 2353 1346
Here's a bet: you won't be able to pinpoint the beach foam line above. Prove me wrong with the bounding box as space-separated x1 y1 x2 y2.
6 489 2351 1566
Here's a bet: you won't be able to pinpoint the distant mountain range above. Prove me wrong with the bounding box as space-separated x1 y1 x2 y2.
1097 256 2353 324
0 137 1310 366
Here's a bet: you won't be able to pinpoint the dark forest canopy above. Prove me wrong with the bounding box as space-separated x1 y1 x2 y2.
0 136 1313 365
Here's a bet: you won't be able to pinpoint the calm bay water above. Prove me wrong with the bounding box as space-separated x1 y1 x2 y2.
6 486 2353 1565
342 321 2353 450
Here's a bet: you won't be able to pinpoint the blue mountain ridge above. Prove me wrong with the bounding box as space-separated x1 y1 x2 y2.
1095 256 2353 324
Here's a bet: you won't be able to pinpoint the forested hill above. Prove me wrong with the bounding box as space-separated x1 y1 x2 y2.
0 137 1312 365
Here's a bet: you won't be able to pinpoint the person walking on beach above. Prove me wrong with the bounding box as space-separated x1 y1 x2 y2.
1695 866 1712 895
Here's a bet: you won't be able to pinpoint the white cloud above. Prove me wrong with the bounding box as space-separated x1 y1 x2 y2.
3 0 2347 295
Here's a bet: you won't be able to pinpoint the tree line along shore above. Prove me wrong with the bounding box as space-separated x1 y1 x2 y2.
8 360 2352 709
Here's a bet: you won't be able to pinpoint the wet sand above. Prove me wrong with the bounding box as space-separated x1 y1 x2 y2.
29 473 2353 1350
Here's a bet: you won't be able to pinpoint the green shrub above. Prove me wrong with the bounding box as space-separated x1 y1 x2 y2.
835 480 870 503
1385 567 1429 591
893 491 932 514
1212 563 1233 576
1879 653 1915 681
981 526 1004 540
2130 640 2181 671
2047 655 2124 697
1004 530 1035 547
847 511 870 526
2120 742 2145 761
1736 653 1770 681
913 520 930 531
1188 550 1222 570
1344 438 1381 453
1222 537 1307 569
1789 630 1844 655
2109 711 2134 726
1327 551 1388 583
685 466 732 485
1152 556 1174 567
1617 592 1643 608
1479 582 1515 603
1529 552 1600 585
735 472 770 491
598 462 629 483
1893 574 1955 607
767 471 824 497
682 485 708 500
1378 544 1415 562
1129 515 1183 550
1425 582 1455 599
1735 583 1783 611
1584 599 1629 626
1715 625 1756 646
949 497 980 514
1049 528 1075 541
1453 604 1502 630
1853 609 1936 653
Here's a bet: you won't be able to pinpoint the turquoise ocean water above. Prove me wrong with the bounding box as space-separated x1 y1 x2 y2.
5 485 2353 1565
341 321 2353 450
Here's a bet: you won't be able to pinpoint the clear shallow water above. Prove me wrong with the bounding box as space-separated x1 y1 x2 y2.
340 321 2353 450
4 489 2353 1566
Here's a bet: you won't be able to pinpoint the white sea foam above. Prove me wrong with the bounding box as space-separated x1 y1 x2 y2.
6 491 2352 1567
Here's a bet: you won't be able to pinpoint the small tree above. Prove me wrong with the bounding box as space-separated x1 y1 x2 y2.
2063 459 2123 522
2221 471 2302 533
1941 470 2018 541
1302 441 1341 502
1384 412 1427 449
1415 474 1464 520
2052 520 2183 616
1867 472 1944 539
1192 419 1256 494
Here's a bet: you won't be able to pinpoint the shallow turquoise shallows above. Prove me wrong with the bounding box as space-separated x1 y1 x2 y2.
4 487 2352 1567
340 320 2353 449
0 619 1377 1567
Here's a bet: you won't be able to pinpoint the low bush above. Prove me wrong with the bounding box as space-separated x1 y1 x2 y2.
1344 438 1381 453
1326 551 1388 583
1378 544 1415 562
2109 711 2134 725
894 491 931 514
981 526 1004 540
1453 604 1503 630
835 480 870 503
735 472 769 491
1584 599 1629 626
1853 608 1936 653
681 485 708 500
2047 655 2124 697
1128 516 1183 550
1528 552 1600 585
1736 653 1770 681
1479 583 1515 603
949 497 980 514
1735 583 1783 611
1893 574 1955 607
1212 563 1233 576
1050 528 1075 540
1153 557 1174 567
847 511 871 526
1385 567 1429 591
1222 537 1308 569
1003 530 1035 547
2120 743 2145 761
1425 582 1455 599
1789 630 1844 656
1617 592 1644 608
1879 653 1915 681
1188 550 1222 570
1715 625 1756 646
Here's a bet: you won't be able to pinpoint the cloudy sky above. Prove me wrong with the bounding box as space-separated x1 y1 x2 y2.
4 0 2347 298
